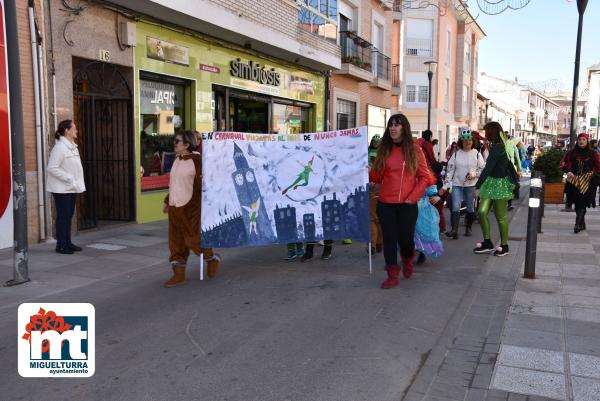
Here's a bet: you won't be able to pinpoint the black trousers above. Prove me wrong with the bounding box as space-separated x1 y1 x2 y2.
376 202 418 265
53 193 76 248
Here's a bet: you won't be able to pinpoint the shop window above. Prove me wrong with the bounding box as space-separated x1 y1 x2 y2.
336 99 356 130
273 104 310 134
139 78 186 192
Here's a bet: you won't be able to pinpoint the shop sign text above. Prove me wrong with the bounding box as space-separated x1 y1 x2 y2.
230 58 280 87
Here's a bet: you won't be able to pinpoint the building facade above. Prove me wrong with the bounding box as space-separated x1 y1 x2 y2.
394 0 484 156
12 0 342 247
476 93 515 135
478 73 559 146
48 2 333 228
330 0 394 142
7 0 407 247
2 0 48 248
547 92 587 147
585 63 600 139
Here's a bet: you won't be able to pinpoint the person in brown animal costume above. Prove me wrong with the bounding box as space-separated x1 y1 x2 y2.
163 130 220 287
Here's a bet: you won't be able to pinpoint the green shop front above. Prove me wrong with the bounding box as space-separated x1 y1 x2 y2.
134 22 326 223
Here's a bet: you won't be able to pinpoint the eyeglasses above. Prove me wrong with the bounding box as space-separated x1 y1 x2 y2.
173 139 184 145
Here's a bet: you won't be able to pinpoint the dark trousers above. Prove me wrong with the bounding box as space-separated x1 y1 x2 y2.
376 202 418 265
53 193 76 248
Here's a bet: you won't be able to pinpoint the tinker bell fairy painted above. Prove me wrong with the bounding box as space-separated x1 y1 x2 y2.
241 199 260 235
282 157 317 195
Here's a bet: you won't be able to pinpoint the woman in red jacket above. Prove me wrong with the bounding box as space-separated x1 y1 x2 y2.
369 114 430 289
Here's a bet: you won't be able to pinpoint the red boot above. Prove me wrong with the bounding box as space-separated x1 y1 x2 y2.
401 252 415 279
381 265 400 289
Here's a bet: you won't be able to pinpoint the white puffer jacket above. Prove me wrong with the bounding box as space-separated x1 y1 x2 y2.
46 137 86 193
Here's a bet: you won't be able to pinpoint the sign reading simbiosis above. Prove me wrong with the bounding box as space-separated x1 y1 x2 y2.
230 58 281 87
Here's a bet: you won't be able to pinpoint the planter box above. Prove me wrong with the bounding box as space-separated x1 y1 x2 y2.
544 182 565 204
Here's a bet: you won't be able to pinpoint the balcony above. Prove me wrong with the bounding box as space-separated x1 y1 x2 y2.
380 0 393 10
392 64 401 95
335 31 374 82
543 118 550 129
405 37 433 57
393 0 403 20
371 50 392 91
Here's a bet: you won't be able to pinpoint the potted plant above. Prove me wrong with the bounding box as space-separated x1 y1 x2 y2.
532 147 566 203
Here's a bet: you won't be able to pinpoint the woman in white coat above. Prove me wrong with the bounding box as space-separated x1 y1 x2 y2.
47 120 86 254
442 128 485 239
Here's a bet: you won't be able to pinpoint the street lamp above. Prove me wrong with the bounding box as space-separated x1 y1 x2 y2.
424 60 437 131
484 99 490 123
569 0 588 149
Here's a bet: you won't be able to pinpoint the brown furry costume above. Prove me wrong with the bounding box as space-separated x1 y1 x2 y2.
164 153 220 287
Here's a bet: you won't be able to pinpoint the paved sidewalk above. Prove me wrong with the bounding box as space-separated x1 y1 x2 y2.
490 205 600 401
402 201 529 401
0 220 172 309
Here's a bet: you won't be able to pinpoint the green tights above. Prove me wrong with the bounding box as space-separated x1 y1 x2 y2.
478 198 509 245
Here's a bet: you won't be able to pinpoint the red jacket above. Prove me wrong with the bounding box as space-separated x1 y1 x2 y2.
416 138 437 167
369 145 430 204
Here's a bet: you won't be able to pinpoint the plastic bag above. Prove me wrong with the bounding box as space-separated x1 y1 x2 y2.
415 190 444 257
416 198 441 242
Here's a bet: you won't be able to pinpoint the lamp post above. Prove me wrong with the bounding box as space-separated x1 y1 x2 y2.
569 0 588 149
424 60 437 131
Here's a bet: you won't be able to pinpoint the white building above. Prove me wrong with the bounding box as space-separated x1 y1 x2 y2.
585 63 600 139
478 73 559 146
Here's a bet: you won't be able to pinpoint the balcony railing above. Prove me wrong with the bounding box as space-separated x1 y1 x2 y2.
405 37 433 57
340 31 373 72
392 64 400 88
393 0 403 12
372 50 391 81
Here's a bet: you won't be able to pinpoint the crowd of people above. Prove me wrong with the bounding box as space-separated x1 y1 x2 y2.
44 116 600 290
366 116 523 289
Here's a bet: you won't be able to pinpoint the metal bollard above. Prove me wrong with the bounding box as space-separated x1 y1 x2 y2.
540 174 545 219
524 176 543 279
537 173 545 234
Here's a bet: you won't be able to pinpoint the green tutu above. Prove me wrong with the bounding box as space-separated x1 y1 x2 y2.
478 177 515 200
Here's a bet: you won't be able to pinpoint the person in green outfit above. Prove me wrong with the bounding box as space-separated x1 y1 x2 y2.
282 157 317 195
473 122 519 257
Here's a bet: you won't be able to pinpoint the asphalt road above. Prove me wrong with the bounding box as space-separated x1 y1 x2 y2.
0 195 527 401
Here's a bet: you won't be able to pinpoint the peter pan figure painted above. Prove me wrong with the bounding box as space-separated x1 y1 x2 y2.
282 157 317 195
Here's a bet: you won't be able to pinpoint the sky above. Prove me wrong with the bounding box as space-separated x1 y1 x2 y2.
476 0 600 93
